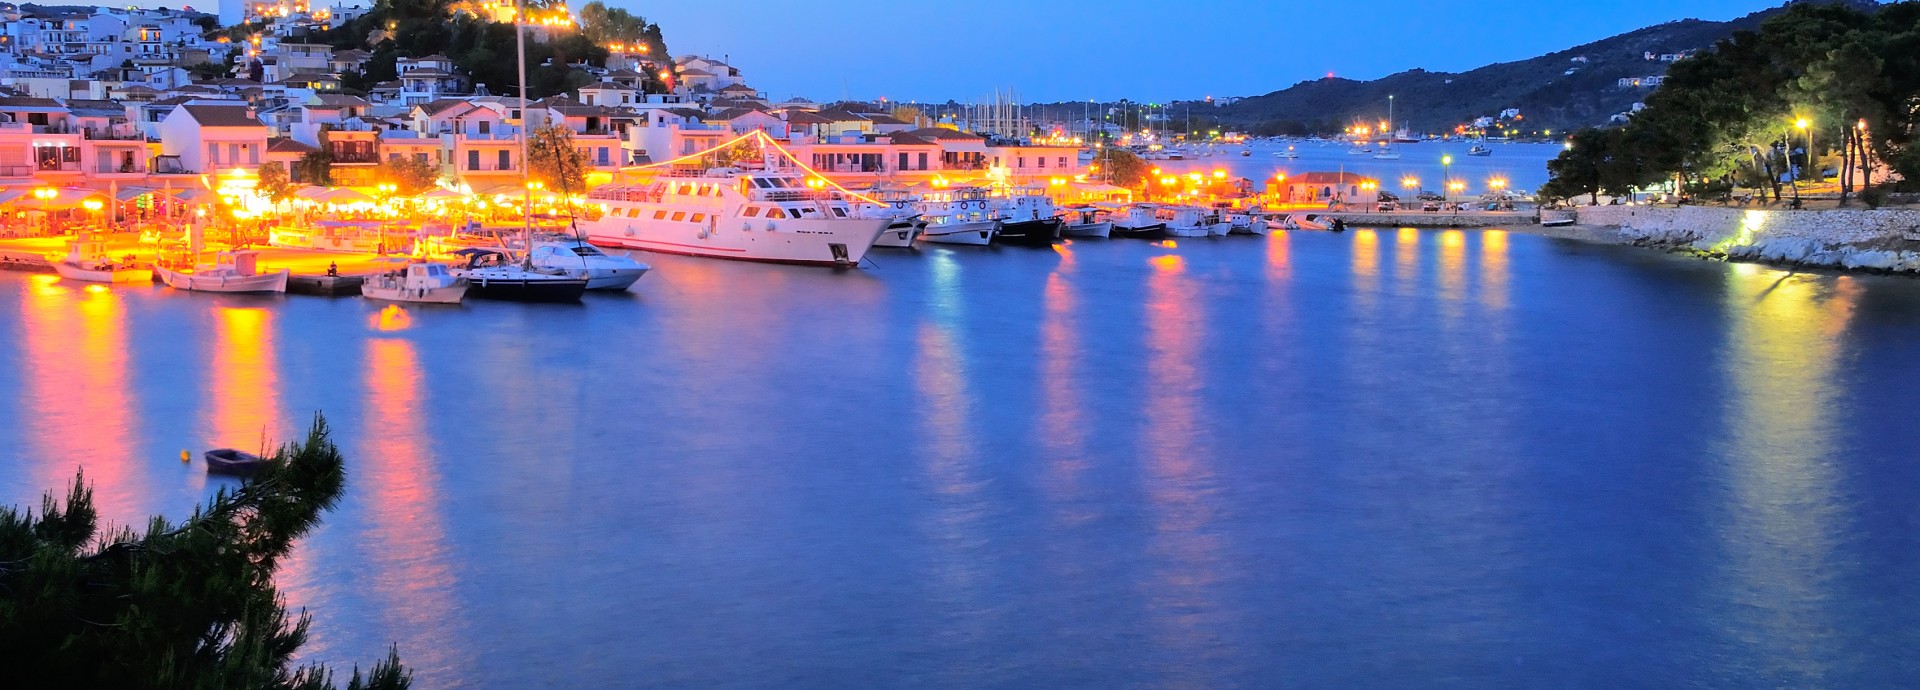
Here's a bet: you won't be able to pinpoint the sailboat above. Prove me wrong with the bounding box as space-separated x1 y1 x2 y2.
1373 95 1403 160
451 2 589 302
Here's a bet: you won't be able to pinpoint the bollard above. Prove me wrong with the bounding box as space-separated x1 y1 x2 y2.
181 449 190 463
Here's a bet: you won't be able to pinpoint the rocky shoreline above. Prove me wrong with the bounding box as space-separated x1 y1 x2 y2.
1532 206 1920 276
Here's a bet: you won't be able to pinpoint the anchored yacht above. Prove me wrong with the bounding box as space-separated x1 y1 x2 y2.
579 168 888 266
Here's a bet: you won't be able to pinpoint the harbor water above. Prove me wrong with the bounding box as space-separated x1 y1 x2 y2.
4 230 1920 687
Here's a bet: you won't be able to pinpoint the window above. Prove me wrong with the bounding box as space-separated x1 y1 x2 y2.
247 144 258 165
477 120 490 135
207 142 219 164
670 212 686 221
898 152 909 170
389 153 402 161
1017 157 1026 169
787 209 803 219
1037 157 1046 168
497 150 510 169
415 152 428 164
1058 157 1068 168
690 213 705 223
228 144 239 164
467 150 480 170
831 208 847 218
743 207 760 217
652 210 667 220
918 153 928 170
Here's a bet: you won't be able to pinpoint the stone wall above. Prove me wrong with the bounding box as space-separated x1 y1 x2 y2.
1574 205 1920 273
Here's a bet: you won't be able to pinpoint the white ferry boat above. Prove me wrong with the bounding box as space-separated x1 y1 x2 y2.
579 168 888 266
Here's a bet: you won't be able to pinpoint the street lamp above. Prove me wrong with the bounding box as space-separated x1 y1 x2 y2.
1441 155 1453 202
1795 117 1814 184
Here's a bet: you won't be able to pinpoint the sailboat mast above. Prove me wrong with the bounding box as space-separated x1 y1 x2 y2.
515 0 532 263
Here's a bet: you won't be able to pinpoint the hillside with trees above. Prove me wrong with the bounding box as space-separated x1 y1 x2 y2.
1541 1 1920 205
1210 0 1878 135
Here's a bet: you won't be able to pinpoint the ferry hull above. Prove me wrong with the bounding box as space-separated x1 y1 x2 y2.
1113 223 1168 240
920 220 997 246
873 221 923 248
584 216 887 267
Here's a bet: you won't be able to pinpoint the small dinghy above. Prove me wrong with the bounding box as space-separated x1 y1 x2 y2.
205 448 268 476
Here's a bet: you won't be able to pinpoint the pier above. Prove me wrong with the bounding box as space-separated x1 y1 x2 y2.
1305 210 1539 228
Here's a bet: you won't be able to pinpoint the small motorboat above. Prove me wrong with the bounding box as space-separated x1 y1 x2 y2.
1111 205 1169 239
1468 145 1493 157
873 217 924 248
1330 218 1349 233
205 448 268 476
362 260 468 304
154 249 289 294
1540 217 1577 228
1058 207 1113 239
51 233 150 284
1286 214 1330 231
1240 149 1252 157
1275 147 1300 159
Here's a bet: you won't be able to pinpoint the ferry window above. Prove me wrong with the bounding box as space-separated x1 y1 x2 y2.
690 213 705 223
754 178 772 188
671 212 687 222
743 207 759 217
653 210 667 220
787 209 803 219
832 208 847 218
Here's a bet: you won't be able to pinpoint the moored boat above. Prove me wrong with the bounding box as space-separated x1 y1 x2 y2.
51 233 150 284
916 187 998 246
579 168 887 267
1110 205 1169 239
154 250 289 294
528 240 649 291
451 249 589 302
362 260 468 304
205 448 268 476
1058 207 1113 238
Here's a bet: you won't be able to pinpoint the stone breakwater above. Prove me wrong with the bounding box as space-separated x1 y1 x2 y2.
1574 205 1920 274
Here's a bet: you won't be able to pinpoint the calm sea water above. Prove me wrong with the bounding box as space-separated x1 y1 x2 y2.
1153 140 1565 195
4 230 1920 688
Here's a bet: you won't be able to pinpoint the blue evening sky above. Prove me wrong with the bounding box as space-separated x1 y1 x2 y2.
628 0 1782 103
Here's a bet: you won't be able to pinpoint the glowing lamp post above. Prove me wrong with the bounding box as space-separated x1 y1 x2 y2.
1441 155 1453 202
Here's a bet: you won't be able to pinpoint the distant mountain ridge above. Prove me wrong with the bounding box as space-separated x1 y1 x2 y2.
1212 0 1879 134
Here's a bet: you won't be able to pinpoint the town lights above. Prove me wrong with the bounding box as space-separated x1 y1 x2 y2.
82 198 102 212
32 187 55 201
1211 170 1226 180
1401 176 1419 189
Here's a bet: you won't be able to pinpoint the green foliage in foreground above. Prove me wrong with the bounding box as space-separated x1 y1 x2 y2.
1543 2 1920 204
0 415 410 690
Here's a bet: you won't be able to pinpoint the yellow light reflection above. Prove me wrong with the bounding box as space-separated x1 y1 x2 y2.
1480 230 1510 311
1438 230 1467 321
1037 272 1089 521
1394 227 1421 286
1713 268 1859 683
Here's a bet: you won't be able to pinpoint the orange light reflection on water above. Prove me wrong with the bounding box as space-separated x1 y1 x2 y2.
18 275 138 517
208 308 283 453
360 337 463 671
1480 230 1510 312
1139 250 1233 677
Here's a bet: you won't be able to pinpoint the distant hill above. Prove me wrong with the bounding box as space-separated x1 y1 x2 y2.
1210 0 1878 134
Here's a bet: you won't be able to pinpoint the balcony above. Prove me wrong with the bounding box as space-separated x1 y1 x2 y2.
462 163 518 172
83 127 146 141
329 151 381 164
0 165 32 177
93 164 147 175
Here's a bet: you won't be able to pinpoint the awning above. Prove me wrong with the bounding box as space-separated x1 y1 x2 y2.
293 186 333 200
7 188 107 210
415 188 466 200
322 188 375 204
0 189 27 206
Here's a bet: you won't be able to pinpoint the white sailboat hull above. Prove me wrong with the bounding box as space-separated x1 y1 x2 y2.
154 265 289 294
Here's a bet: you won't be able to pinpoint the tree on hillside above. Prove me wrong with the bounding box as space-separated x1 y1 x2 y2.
0 416 410 689
528 124 587 194
578 1 668 56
